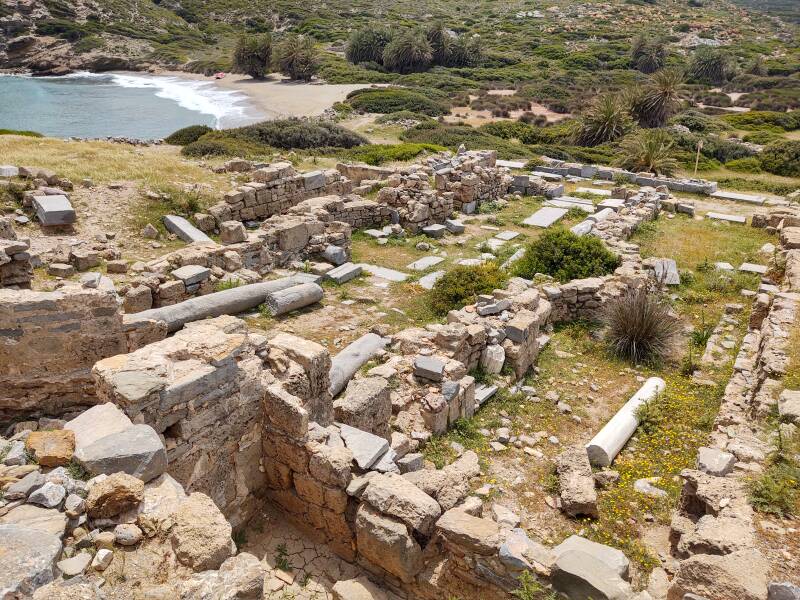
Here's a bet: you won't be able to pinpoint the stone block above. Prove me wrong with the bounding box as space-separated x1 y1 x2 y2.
556 447 598 518
323 245 348 266
74 424 167 483
65 403 133 450
778 389 800 424
334 377 391 437
413 355 445 382
24 430 75 467
407 256 444 271
361 473 441 535
326 262 362 284
32 195 76 226
422 224 447 238
355 504 422 584
163 215 213 243
338 423 390 470
553 535 629 579
436 509 501 555
303 170 326 191
0 524 62 597
697 447 737 476
220 221 247 244
171 264 211 286
418 270 444 290
445 219 465 234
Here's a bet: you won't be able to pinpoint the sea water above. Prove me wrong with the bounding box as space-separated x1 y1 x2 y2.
0 72 259 139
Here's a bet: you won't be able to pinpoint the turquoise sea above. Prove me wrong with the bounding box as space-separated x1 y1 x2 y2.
0 72 259 140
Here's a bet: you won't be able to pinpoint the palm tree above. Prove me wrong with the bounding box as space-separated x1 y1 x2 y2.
426 22 451 66
690 47 734 85
632 68 684 128
745 55 767 76
574 93 634 146
615 129 678 176
346 27 391 66
275 35 320 81
232 34 272 79
382 29 433 74
444 35 482 67
631 35 667 74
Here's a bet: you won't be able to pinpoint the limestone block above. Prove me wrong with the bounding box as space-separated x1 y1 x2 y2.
171 493 234 571
361 473 441 536
220 221 247 244
334 377 391 437
24 430 74 467
32 195 76 226
556 446 599 518
696 447 737 477
65 403 133 450
355 503 423 584
74 424 167 483
436 509 502 555
85 472 144 518
0 524 62 597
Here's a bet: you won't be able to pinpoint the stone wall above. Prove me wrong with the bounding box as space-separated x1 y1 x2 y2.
376 173 454 233
0 284 163 425
336 163 396 185
122 211 351 311
204 162 352 230
291 194 393 230
0 216 33 289
433 150 512 213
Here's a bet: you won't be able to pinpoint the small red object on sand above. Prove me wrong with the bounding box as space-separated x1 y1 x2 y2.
214 72 226 79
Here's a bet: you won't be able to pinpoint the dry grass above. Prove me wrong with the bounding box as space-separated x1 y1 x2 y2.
0 135 230 190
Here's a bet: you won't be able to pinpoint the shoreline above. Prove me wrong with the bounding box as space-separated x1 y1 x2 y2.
158 70 372 125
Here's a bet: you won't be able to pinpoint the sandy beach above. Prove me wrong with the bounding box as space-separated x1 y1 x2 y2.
163 70 373 123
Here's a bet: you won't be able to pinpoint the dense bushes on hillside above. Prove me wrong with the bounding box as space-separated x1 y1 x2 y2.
346 88 449 116
759 141 800 177
164 124 213 146
722 111 800 132
513 229 620 282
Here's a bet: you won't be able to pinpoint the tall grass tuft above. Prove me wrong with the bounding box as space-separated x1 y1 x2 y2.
604 287 680 364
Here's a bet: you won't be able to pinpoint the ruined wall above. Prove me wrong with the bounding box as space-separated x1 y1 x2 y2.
376 173 454 233
123 212 351 311
205 162 352 229
0 284 161 424
91 316 269 527
336 163 396 185
433 150 512 213
0 216 33 289
290 195 392 230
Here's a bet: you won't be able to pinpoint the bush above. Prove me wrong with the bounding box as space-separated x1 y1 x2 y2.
345 143 445 165
164 124 213 146
382 29 433 74
0 129 42 137
604 287 680 364
725 157 763 174
759 140 800 177
211 118 366 150
346 88 448 116
513 229 620 283
232 34 272 79
616 129 678 176
181 139 233 157
346 27 391 65
573 93 634 146
749 461 800 518
722 111 800 132
742 130 783 145
274 34 319 81
427 263 507 315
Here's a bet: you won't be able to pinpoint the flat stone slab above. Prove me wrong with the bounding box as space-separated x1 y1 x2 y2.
171 264 211 286
74 423 167 483
575 187 612 197
652 258 680 286
739 262 768 274
496 159 527 169
0 165 20 178
571 220 593 236
553 535 629 579
598 198 626 211
546 199 595 213
531 170 564 181
715 262 735 271
407 256 444 271
711 190 766 205
484 238 506 252
338 424 390 470
32 195 76 226
163 215 213 243
0 524 62 597
326 262 362 284
414 355 445 382
357 264 409 282
523 207 568 228
494 230 519 241
422 224 447 238
418 270 445 290
363 229 388 239
445 219 465 234
475 384 498 407
706 212 746 224
457 258 484 266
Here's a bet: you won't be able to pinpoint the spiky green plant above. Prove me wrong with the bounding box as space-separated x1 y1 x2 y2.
615 128 678 176
274 34 319 81
630 35 668 74
632 68 684 128
573 93 634 146
382 29 433 74
426 22 451 66
605 286 680 364
346 27 392 65
232 34 272 79
690 47 734 85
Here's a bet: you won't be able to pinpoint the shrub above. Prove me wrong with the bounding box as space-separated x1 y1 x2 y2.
742 130 782 145
181 139 233 157
513 229 620 283
759 141 800 177
274 34 319 81
232 34 272 79
749 461 800 518
0 129 42 137
615 129 678 176
630 35 668 74
725 157 762 174
604 287 680 364
427 263 507 315
164 124 213 146
222 119 366 150
689 47 734 85
345 143 445 165
346 88 448 116
573 93 634 146
382 29 432 74
722 111 800 132
346 27 391 65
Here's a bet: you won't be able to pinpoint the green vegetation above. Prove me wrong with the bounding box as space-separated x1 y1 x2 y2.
426 263 506 315
615 129 678 176
759 140 800 177
605 288 681 364
164 124 213 146
513 229 620 283
346 88 449 116
0 129 43 137
344 142 445 165
274 34 320 81
232 33 272 78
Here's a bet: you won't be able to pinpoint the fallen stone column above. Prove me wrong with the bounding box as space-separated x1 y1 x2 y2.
586 376 665 467
329 333 390 397
263 282 323 316
131 276 303 333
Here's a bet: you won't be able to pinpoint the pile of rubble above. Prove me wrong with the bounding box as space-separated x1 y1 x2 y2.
0 216 33 288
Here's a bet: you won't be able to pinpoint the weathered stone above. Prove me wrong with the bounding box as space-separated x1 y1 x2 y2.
85 472 144 518
74 424 166 483
170 493 234 571
553 536 630 580
57 552 92 577
28 482 66 509
91 549 113 572
0 505 68 538
171 264 211 286
326 262 362 284
436 509 502 555
63 494 85 518
163 215 213 243
552 548 633 600
114 523 143 546
697 447 736 477
338 424 390 470
332 576 391 600
778 389 800 424
4 470 45 501
32 195 76 226
334 377 391 437
667 549 768 600
0 524 62 596
355 503 423 583
413 355 445 382
769 582 800 600
556 447 598 518
25 430 75 467
65 403 133 451
480 344 505 374
220 221 247 244
361 473 441 536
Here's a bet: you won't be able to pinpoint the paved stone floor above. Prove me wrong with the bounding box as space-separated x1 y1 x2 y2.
242 501 366 599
